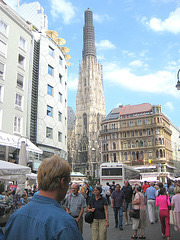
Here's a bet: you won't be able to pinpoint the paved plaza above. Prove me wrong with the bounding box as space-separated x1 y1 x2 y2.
83 207 179 240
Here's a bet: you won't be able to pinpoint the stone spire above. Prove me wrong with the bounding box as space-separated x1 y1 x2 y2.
82 8 96 59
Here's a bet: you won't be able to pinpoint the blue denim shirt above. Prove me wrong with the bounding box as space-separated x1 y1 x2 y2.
145 186 156 200
5 195 83 240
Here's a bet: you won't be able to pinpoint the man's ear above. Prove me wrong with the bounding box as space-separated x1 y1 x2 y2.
60 177 66 189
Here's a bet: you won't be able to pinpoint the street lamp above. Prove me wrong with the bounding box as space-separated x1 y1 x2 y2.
176 69 180 90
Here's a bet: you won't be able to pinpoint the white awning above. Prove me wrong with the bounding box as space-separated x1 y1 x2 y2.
0 131 43 154
133 165 157 169
0 160 31 176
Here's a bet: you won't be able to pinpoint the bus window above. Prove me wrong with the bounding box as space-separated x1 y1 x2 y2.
102 168 122 176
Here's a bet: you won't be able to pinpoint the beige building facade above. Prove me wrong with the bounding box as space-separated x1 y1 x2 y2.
100 103 174 182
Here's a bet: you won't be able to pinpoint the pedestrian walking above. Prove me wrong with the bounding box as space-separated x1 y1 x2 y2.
156 187 171 240
65 183 86 234
110 181 116 194
131 186 147 239
5 156 83 240
171 185 180 232
145 182 158 224
111 184 124 230
122 180 133 225
86 185 109 240
104 182 111 205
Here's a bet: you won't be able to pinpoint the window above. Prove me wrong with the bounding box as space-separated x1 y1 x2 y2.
131 131 134 137
132 152 136 160
146 119 151 125
15 94 22 109
59 73 62 83
14 116 22 134
132 141 135 148
47 84 53 96
19 37 26 50
46 127 53 139
49 46 54 57
0 85 4 102
59 92 62 102
123 132 126 138
58 131 62 142
0 40 7 57
113 153 117 162
48 65 54 76
147 129 151 135
124 152 127 161
65 99 67 107
140 140 143 147
138 119 142 125
130 121 134 126
149 151 152 159
17 73 24 88
59 56 63 64
18 54 25 68
58 111 62 121
139 130 142 136
47 105 53 117
113 142 116 150
0 62 5 79
122 122 126 128
0 20 8 36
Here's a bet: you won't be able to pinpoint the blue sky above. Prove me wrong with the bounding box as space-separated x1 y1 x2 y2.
6 0 180 127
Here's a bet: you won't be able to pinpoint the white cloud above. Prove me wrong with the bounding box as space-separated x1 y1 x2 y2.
129 60 144 67
164 102 174 111
103 62 179 97
50 0 75 24
93 13 110 23
122 50 136 58
146 8 180 34
96 40 115 50
67 76 78 91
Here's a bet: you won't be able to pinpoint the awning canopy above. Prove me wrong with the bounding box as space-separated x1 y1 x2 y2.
0 160 31 176
0 131 43 154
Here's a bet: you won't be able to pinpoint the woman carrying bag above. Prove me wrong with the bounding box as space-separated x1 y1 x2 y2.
131 186 147 239
86 185 109 240
156 187 171 240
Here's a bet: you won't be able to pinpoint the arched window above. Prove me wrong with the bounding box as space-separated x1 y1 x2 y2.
136 151 139 160
159 138 162 145
83 113 87 133
140 140 143 147
124 152 127 161
83 143 86 151
113 153 117 162
97 113 100 130
132 152 136 160
140 151 144 160
113 142 116 150
160 149 163 158
156 150 159 158
103 144 106 151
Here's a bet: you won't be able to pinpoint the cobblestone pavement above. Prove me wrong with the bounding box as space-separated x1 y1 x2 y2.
83 207 180 240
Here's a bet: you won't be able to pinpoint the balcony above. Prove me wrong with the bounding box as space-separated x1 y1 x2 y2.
100 128 118 134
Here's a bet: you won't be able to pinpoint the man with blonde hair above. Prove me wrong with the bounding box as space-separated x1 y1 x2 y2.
5 156 83 240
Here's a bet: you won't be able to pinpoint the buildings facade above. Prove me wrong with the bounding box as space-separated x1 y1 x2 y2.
75 9 106 176
0 2 36 161
0 1 68 167
100 103 175 182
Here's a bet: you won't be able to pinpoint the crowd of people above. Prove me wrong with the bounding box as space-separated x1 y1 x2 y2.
0 156 180 240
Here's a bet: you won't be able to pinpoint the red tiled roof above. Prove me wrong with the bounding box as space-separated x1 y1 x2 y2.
120 103 152 116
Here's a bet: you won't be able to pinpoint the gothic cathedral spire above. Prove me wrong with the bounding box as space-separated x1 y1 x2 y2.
75 9 106 176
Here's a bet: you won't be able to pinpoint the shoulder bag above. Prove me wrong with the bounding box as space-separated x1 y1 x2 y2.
130 193 140 219
85 197 94 224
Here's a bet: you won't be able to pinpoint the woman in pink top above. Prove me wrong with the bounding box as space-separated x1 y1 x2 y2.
171 185 180 232
156 187 171 240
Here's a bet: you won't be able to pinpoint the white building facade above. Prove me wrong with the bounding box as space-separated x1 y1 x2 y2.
0 2 36 161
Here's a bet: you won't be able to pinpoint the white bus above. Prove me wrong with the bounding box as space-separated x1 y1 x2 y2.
100 162 141 187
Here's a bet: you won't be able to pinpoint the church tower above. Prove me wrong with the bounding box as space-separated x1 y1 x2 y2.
75 9 106 176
